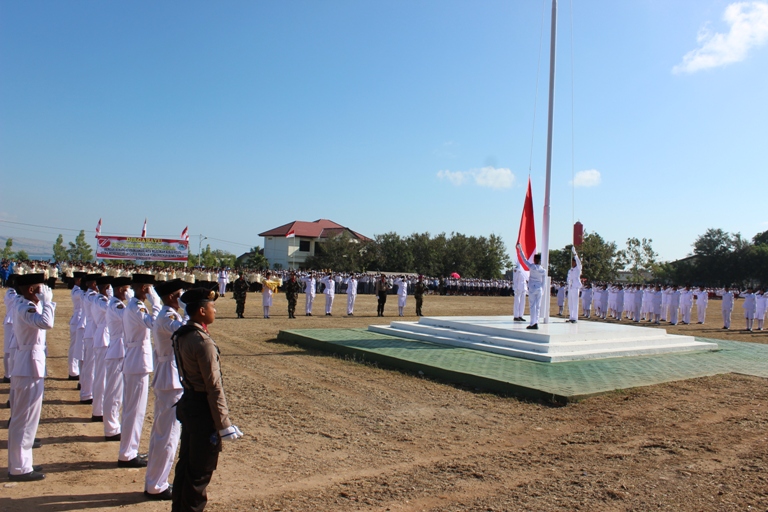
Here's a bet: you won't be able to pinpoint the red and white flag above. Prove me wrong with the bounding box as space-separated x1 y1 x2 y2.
95 218 102 237
516 177 537 271
141 218 147 238
181 226 189 241
285 229 296 238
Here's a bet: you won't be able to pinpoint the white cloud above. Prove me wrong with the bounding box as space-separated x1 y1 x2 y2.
437 166 515 189
571 169 601 188
673 1 768 74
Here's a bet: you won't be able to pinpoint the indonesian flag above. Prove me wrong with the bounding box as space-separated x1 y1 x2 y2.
286 229 296 238
516 177 537 271
95 218 102 237
181 226 189 241
141 218 147 238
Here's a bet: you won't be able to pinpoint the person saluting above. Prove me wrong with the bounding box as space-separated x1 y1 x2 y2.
171 287 243 512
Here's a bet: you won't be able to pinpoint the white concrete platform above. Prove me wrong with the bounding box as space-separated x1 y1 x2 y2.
368 316 718 363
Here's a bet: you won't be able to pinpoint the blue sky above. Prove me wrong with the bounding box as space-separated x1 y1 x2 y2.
1 0 766 263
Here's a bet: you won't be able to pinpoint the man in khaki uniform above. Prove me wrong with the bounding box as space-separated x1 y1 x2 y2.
171 288 243 512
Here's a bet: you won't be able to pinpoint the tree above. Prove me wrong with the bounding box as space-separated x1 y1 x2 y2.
475 234 512 279
52 234 68 261
67 230 94 261
244 246 269 269
303 234 362 272
2 238 13 259
14 250 29 261
753 230 768 246
623 237 659 283
693 228 733 257
374 232 414 272
552 232 623 283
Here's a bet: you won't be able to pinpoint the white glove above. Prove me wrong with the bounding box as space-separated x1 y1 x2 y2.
36 285 54 303
219 425 243 441
106 285 114 298
126 288 135 299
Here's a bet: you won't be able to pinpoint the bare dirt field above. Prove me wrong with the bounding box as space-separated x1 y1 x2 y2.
1 289 767 511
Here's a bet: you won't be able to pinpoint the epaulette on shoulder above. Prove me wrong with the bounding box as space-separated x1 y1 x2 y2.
116 303 125 309
99 296 108 301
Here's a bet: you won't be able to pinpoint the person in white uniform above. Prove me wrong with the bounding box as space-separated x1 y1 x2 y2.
695 286 709 324
517 244 546 330
301 274 316 316
79 273 101 404
743 288 757 331
3 279 18 384
512 265 527 321
669 286 681 325
217 269 228 297
118 273 161 468
556 285 565 316
345 275 358 316
680 286 694 325
8 273 55 482
721 286 734 329
320 273 335 316
66 272 86 381
566 247 582 323
104 276 131 441
91 276 113 422
756 289 766 331
393 276 408 317
144 279 187 500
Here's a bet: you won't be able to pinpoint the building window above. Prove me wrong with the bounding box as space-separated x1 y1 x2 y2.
299 240 310 252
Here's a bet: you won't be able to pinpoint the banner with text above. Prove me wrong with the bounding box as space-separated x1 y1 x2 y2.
96 236 189 262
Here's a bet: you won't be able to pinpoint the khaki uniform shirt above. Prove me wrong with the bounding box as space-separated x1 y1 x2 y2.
174 322 232 431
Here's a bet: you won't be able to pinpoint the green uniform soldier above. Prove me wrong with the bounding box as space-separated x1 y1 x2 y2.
283 272 302 319
232 273 248 319
374 275 392 317
413 275 428 316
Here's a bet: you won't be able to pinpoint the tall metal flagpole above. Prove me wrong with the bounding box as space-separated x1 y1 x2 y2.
540 0 557 324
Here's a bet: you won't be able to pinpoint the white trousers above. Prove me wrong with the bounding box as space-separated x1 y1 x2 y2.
325 294 334 314
567 288 579 321
397 295 407 308
723 307 732 329
145 387 183 494
92 347 108 416
104 358 124 437
670 307 679 325
80 339 95 401
118 373 149 461
305 294 314 314
528 286 543 326
67 323 79 377
697 303 707 323
218 280 227 295
682 305 692 324
347 293 356 315
8 376 43 475
513 289 526 318
3 352 9 379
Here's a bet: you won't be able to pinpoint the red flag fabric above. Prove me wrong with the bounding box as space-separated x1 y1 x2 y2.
181 226 189 241
516 177 537 271
285 229 296 238
141 218 147 238
95 218 102 237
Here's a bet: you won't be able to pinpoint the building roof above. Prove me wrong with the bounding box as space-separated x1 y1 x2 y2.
259 219 371 242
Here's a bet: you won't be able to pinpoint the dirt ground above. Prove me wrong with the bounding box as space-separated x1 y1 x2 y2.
1 289 767 511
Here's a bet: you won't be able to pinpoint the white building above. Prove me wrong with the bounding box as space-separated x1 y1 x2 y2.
259 219 371 270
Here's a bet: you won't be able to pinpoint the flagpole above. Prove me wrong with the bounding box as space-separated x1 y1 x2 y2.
540 0 557 324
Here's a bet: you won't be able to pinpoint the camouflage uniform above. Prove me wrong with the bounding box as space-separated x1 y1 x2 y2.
284 278 303 319
233 277 248 318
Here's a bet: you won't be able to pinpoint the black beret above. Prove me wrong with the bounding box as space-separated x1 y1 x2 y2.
16 273 46 286
112 277 132 288
6 274 16 287
97 276 113 286
180 287 219 305
154 279 187 297
131 273 156 284
73 271 88 278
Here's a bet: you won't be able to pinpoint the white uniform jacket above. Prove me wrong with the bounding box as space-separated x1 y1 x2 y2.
122 297 160 375
151 305 184 391
12 299 56 378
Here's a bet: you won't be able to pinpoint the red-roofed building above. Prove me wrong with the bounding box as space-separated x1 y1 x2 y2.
258 219 371 269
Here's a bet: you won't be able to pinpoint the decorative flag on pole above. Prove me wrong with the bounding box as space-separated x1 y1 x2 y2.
516 177 537 271
95 218 102 237
141 218 147 238
181 226 189 241
285 229 296 238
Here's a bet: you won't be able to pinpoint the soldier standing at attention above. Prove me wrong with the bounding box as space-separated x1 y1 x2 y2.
172 288 243 512
374 274 392 317
413 275 428 317
284 272 302 319
232 273 248 319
